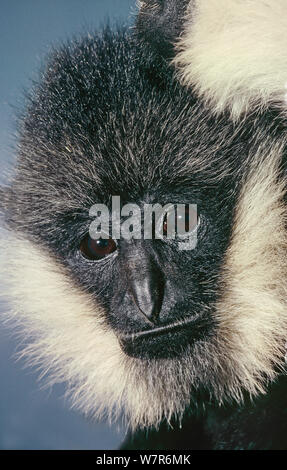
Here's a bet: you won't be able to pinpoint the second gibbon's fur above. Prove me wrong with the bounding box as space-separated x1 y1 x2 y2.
137 0 287 118
1 0 287 450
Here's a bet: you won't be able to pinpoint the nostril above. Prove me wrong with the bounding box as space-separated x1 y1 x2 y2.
131 275 164 324
127 259 165 325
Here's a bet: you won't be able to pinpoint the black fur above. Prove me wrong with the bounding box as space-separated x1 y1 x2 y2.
122 376 287 450
136 0 190 60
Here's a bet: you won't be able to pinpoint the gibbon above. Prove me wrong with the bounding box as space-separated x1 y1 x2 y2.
1 0 287 450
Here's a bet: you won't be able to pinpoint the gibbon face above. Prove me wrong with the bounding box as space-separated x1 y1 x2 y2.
1 18 287 429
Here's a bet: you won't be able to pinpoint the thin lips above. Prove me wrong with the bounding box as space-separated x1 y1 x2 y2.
119 313 210 341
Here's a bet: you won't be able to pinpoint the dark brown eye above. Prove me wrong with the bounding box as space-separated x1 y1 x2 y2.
177 206 199 234
163 213 168 236
162 206 199 237
80 235 117 260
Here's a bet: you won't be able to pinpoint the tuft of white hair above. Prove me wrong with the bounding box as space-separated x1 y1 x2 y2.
173 0 287 118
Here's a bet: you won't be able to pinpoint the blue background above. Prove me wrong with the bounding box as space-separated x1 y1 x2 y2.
0 0 136 450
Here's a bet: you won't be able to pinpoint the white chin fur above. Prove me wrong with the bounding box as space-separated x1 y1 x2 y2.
173 0 287 118
1 140 287 429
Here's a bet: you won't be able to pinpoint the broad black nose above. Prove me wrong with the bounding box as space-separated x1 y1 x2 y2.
125 250 165 324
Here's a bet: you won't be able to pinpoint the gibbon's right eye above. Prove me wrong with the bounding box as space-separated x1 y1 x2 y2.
80 234 117 261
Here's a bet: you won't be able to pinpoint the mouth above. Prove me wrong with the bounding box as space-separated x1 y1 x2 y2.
119 314 211 360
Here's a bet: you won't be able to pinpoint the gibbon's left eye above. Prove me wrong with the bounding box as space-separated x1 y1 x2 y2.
178 205 199 234
163 206 200 236
80 234 117 260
